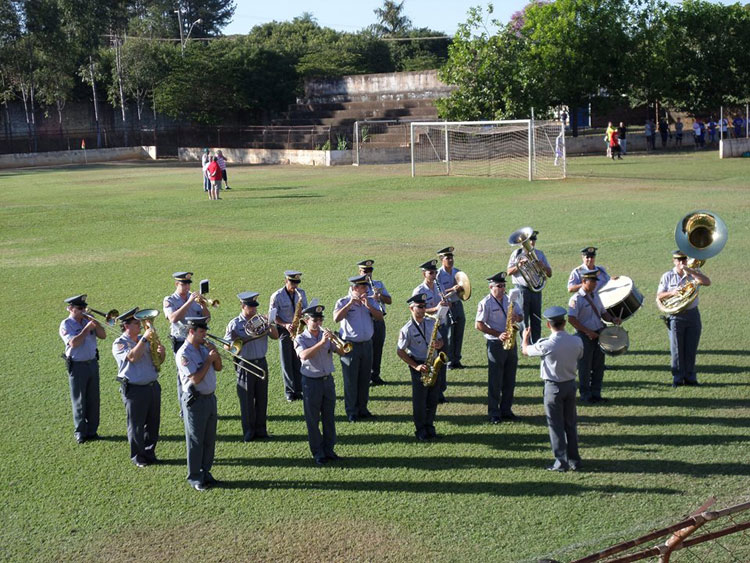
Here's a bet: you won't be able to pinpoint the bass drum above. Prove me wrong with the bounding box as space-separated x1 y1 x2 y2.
597 276 643 322
599 326 629 356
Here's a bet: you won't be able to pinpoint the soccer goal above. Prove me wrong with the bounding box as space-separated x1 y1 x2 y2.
410 119 566 180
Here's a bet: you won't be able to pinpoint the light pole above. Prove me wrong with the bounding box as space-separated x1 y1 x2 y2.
175 10 202 56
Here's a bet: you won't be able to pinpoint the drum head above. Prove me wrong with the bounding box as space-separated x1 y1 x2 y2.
598 276 643 322
599 326 629 356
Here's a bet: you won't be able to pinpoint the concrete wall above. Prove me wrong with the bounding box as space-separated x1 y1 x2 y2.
179 147 352 166
302 70 454 103
0 146 157 169
564 134 649 155
720 138 750 158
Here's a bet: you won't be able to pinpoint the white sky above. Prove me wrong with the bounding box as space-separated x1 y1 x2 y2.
224 0 739 37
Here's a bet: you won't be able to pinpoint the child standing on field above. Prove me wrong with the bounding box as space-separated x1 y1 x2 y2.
216 150 231 190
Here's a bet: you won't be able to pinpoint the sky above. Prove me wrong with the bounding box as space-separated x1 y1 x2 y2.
223 0 740 37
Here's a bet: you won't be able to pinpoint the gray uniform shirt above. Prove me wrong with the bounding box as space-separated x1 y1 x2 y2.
526 331 583 382
176 341 217 394
334 293 377 342
412 282 441 309
397 316 441 362
163 292 204 339
437 266 463 304
269 287 308 324
657 268 699 310
507 247 551 288
112 333 159 385
224 314 268 359
365 279 390 315
294 329 336 377
568 265 610 290
568 289 606 332
475 293 510 341
59 316 98 361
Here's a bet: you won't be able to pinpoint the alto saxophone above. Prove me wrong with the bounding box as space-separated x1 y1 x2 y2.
421 316 448 388
289 292 304 338
502 299 518 351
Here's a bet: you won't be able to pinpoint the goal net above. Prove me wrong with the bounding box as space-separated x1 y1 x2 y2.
410 120 565 180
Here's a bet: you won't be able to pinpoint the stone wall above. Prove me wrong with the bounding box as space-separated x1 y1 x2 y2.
302 70 454 103
179 147 352 166
0 146 157 169
719 138 750 158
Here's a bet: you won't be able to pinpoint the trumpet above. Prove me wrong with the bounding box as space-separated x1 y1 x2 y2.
196 293 220 308
322 327 353 354
205 333 266 380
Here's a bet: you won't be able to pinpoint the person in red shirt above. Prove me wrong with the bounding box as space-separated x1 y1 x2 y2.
206 156 222 200
609 129 622 160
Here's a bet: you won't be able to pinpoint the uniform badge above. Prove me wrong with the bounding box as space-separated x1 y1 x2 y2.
163 298 170 307
180 355 190 366
116 342 126 351
61 329 68 336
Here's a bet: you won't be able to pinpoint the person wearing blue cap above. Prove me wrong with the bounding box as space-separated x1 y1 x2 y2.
507 230 552 344
522 306 584 472
294 304 346 465
269 270 308 402
437 247 467 370
567 269 621 403
224 291 279 441
358 260 392 387
59 294 107 444
397 293 444 440
176 316 223 491
333 274 384 422
112 307 165 467
567 247 611 293
657 250 711 387
163 272 211 410
475 273 523 424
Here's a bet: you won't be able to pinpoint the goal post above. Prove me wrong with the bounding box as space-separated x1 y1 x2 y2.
409 119 566 180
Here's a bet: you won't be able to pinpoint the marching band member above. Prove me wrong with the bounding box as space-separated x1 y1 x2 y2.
358 259 392 386
567 246 612 293
333 274 384 422
475 273 523 424
567 269 621 403
269 270 308 402
507 230 552 343
437 246 467 370
294 305 345 465
176 317 222 491
522 306 584 472
397 293 444 441
59 294 106 444
163 272 211 408
412 259 449 402
657 250 711 387
224 291 279 442
112 308 165 467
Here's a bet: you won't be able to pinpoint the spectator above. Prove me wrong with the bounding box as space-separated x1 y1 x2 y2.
658 117 669 148
617 122 627 155
604 121 615 158
201 148 211 192
216 150 232 190
644 119 654 151
675 117 684 147
609 128 622 160
692 119 703 149
734 115 745 138
720 116 730 139
206 156 222 200
707 118 717 145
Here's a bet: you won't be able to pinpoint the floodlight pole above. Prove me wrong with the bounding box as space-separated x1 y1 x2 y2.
175 10 202 56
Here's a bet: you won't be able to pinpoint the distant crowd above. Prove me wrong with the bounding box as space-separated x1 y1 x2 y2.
201 148 232 200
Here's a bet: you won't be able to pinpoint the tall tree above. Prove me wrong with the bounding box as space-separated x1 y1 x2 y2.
373 0 412 36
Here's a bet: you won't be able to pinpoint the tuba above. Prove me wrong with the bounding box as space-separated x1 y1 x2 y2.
508 227 547 292
656 210 727 315
421 315 449 388
134 309 163 372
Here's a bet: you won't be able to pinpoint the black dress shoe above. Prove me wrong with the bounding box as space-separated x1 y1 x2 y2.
347 415 358 422
453 362 465 369
314 457 328 466
415 431 429 441
546 464 568 472
684 380 700 386
359 411 375 419
426 426 437 438
326 452 341 461
501 413 520 422
489 416 502 425
193 483 208 491
285 395 294 402
370 377 386 386
86 433 100 441
569 461 582 472
437 396 447 404
592 397 609 403
75 433 85 444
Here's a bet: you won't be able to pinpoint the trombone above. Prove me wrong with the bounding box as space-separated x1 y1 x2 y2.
83 306 120 334
205 333 266 380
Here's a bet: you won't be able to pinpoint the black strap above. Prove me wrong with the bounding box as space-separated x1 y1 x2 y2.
491 295 506 318
413 320 426 341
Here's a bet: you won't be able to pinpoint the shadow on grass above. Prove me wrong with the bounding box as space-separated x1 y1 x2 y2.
254 194 323 200
608 364 748 374
627 349 750 357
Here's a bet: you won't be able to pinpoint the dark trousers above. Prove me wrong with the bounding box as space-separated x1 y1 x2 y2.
236 357 269 441
68 360 100 438
371 319 386 381
181 392 217 487
121 381 161 463
544 379 580 468
446 301 465 366
487 340 518 417
340 340 373 418
520 286 542 343
278 330 302 398
577 332 605 400
410 365 439 437
669 308 702 384
301 375 337 460
171 338 185 406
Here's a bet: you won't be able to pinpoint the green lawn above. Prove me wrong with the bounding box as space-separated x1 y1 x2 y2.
1 153 748 562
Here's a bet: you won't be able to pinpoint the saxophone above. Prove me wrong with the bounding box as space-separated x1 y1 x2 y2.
289 292 304 338
503 298 518 351
421 316 448 387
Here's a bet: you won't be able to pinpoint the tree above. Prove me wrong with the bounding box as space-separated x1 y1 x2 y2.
373 0 412 36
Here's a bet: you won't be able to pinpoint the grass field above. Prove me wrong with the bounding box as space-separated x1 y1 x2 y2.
1 152 749 562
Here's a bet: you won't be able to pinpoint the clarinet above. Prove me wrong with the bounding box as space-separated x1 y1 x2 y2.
434 277 455 325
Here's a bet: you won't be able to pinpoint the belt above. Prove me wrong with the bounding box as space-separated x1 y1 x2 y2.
544 379 576 384
70 359 97 365
131 381 159 387
303 374 332 380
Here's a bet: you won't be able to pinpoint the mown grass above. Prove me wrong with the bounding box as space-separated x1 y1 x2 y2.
1 152 748 562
